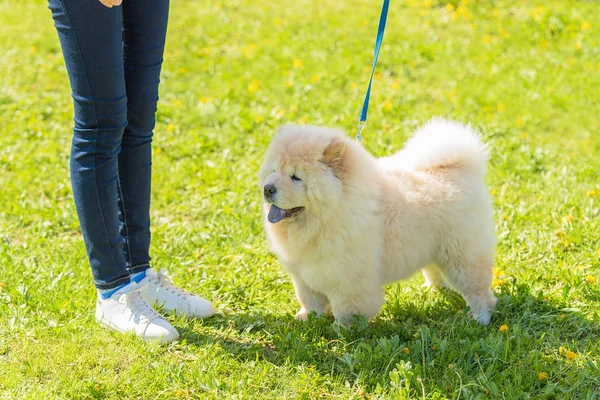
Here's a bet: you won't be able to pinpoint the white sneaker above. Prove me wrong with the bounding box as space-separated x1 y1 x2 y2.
95 281 179 343
141 268 215 318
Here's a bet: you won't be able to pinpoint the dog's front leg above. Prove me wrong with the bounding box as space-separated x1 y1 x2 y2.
329 286 385 326
289 273 330 320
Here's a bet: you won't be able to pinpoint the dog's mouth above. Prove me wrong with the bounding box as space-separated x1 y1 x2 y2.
267 204 304 224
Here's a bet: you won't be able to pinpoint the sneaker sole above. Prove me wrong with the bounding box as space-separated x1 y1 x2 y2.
95 315 179 344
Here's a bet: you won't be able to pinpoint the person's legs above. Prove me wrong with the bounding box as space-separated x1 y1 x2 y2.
118 0 170 276
48 0 130 290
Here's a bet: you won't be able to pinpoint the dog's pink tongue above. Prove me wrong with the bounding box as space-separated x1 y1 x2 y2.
268 205 287 223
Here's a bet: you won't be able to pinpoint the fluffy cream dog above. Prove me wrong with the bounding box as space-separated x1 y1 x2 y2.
259 119 497 325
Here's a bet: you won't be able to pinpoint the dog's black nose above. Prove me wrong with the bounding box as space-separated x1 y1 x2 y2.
264 184 277 199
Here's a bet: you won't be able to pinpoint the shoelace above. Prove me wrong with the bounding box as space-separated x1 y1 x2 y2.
154 269 192 300
120 284 161 323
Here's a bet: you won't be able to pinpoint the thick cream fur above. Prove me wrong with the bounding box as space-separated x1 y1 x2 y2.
259 118 497 325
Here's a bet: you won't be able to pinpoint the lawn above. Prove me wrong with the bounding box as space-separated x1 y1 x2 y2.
1 0 600 398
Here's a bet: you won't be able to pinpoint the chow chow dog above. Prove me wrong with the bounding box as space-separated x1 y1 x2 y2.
259 119 497 325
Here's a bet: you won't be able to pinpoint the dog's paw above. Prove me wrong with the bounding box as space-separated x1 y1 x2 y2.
421 282 438 292
295 308 308 321
472 309 492 325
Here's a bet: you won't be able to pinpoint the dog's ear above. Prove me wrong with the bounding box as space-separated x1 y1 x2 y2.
322 137 346 168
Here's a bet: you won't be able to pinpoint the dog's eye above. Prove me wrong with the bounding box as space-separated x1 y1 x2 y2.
291 175 301 182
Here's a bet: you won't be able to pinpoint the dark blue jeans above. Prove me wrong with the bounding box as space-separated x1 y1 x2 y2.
49 0 170 289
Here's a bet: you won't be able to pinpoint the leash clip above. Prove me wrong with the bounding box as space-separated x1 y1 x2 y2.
356 120 366 143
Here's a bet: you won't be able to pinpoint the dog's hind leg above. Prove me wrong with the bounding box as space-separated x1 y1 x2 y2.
439 261 496 325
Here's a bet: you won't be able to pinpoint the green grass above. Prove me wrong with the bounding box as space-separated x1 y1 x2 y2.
1 0 600 398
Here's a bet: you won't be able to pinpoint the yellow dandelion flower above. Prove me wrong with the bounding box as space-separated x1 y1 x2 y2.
581 21 591 31
199 96 211 104
574 41 582 50
30 46 37 54
458 7 473 20
424 0 433 8
391 81 400 90
286 80 293 88
492 277 504 287
521 132 527 139
498 324 509 332
154 147 162 155
293 59 303 68
248 79 260 93
445 3 455 12
491 189 497 196
351 82 359 89
493 268 503 278
273 18 282 26
93 383 101 391
517 118 525 126
565 351 577 361
299 116 308 124
174 99 183 108
404 347 410 354
586 190 596 197
312 74 321 83
597 248 600 258
483 35 492 44
563 214 573 223
383 100 393 111
531 6 545 21
586 275 595 284
503 215 509 221
497 103 506 112
166 124 175 132
178 67 186 74
242 44 257 58
538 371 548 381
255 116 264 124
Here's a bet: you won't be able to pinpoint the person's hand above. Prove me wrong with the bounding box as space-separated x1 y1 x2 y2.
98 0 122 8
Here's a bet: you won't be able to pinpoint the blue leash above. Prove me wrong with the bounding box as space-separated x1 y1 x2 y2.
356 0 390 143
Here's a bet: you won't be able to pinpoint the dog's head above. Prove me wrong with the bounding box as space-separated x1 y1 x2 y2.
258 126 348 224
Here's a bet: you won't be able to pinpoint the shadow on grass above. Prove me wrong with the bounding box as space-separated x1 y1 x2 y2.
174 282 600 396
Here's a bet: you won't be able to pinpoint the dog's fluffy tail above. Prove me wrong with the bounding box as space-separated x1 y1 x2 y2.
399 118 488 178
